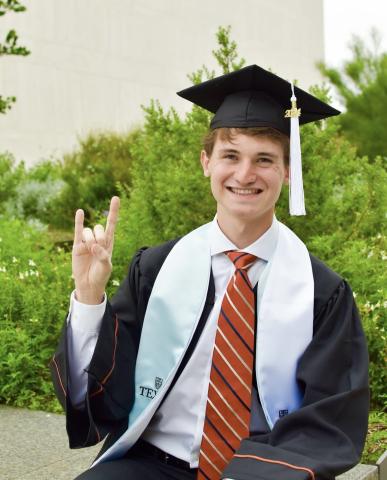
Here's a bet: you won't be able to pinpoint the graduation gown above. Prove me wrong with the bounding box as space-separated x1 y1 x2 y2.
50 237 369 480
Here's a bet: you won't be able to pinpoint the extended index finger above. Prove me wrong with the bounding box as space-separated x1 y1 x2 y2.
74 209 84 245
105 196 120 243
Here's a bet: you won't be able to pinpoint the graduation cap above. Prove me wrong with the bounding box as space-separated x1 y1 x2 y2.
177 65 340 216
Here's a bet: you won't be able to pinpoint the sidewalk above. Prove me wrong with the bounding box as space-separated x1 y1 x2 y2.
0 405 381 480
0 405 99 480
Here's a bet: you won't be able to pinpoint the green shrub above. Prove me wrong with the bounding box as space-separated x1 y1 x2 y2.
362 411 387 464
1 130 138 231
0 152 25 211
309 234 386 410
3 160 64 226
360 300 386 411
51 130 139 230
0 218 71 411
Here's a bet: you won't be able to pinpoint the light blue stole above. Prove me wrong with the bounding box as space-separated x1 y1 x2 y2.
93 221 313 467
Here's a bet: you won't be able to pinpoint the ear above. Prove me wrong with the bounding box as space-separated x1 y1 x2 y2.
283 165 289 185
200 150 211 177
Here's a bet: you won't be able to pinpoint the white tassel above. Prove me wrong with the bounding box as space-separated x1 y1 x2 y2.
287 83 306 216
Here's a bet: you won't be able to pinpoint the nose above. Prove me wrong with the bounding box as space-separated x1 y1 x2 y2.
234 159 257 185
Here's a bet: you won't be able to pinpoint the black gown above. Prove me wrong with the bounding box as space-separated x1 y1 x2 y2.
51 238 369 480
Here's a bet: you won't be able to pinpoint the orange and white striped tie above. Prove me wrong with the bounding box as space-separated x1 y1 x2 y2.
198 251 257 480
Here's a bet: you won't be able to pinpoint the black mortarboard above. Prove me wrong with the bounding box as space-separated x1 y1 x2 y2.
177 64 340 135
177 65 340 215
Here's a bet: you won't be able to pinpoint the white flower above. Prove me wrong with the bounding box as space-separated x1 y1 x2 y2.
19 272 24 279
28 259 36 267
112 279 120 287
0 266 6 273
353 291 357 298
367 251 374 258
12 256 18 263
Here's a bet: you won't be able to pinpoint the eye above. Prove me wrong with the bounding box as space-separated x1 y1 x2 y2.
224 153 238 161
257 157 273 166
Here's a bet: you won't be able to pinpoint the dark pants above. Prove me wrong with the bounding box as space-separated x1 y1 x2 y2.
74 447 197 480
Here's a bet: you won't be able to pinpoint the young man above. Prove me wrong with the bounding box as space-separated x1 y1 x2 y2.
51 65 369 480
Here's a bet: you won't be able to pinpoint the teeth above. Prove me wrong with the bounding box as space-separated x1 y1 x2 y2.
229 187 261 195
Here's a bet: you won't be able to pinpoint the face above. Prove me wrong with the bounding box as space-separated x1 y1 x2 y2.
201 133 289 227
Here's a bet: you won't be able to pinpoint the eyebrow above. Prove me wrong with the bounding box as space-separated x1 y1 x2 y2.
255 151 279 158
218 148 279 158
219 148 239 154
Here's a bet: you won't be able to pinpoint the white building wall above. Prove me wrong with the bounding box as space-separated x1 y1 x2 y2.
0 0 324 165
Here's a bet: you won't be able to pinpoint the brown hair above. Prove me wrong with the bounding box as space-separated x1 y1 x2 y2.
203 127 289 166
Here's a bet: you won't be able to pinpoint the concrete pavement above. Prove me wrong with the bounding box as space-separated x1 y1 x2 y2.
0 405 99 480
0 405 380 479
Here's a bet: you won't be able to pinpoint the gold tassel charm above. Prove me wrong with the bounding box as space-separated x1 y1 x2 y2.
285 98 301 118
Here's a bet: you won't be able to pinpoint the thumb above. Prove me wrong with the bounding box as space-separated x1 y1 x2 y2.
92 244 110 264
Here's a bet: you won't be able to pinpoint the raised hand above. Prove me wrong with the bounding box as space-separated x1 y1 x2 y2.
72 196 120 304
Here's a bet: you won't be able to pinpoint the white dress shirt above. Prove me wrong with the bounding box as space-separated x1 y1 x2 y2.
67 218 279 468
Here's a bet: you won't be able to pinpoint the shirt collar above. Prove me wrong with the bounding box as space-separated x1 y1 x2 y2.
210 216 279 262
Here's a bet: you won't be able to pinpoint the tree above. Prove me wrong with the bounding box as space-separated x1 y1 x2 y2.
0 0 30 114
187 25 245 85
318 30 387 159
212 25 245 74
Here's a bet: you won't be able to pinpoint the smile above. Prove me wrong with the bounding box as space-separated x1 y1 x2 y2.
227 187 263 195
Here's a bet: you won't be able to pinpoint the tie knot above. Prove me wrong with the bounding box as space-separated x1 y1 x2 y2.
226 251 257 270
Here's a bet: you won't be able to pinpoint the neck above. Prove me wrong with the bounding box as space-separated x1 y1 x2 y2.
216 212 274 249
